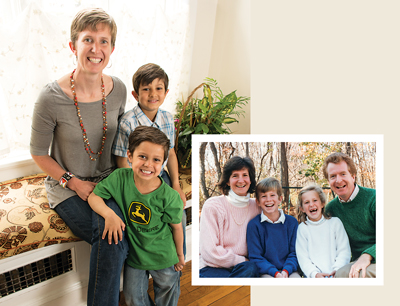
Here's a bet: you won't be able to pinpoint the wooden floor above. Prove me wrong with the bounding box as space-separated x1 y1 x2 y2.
119 261 250 306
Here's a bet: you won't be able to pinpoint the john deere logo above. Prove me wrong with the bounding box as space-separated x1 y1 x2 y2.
128 202 151 225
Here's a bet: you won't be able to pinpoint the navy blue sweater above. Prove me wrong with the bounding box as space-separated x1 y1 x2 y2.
247 213 299 277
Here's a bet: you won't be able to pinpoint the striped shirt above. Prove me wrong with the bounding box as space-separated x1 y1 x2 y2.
112 105 175 171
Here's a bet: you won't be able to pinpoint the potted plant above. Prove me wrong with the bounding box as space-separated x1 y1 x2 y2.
174 78 250 172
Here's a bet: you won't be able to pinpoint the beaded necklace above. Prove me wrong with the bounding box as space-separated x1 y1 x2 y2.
70 69 107 161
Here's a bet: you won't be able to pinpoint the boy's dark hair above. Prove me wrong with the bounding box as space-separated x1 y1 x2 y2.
255 177 283 200
322 152 357 179
217 156 256 195
128 126 170 162
132 63 169 93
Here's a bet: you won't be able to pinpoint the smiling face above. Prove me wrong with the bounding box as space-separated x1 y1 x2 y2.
326 160 356 202
132 78 169 121
70 23 114 75
300 190 324 222
227 168 251 196
128 141 164 184
256 190 282 221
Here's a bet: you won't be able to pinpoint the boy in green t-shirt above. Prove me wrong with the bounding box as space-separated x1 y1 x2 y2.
88 126 184 306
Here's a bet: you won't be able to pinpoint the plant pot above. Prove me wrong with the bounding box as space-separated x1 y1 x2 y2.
177 148 191 174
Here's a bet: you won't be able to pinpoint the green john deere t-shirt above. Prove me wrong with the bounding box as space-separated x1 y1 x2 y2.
94 168 183 270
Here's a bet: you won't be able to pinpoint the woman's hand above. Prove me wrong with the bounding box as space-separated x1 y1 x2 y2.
31 154 96 201
67 177 97 201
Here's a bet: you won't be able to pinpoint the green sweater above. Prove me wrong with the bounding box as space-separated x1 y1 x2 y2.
325 186 376 262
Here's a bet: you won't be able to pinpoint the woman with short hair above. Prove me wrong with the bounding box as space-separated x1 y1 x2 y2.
30 8 127 305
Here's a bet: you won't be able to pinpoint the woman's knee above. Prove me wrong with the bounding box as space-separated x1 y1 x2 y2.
55 196 92 243
231 261 259 277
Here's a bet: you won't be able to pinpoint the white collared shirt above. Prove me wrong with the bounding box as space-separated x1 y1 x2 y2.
260 209 286 224
338 184 359 203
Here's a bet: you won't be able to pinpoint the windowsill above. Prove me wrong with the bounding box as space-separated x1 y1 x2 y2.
0 152 41 182
0 153 32 168
0 149 32 166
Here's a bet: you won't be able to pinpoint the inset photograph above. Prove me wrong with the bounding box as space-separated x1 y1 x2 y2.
192 135 382 286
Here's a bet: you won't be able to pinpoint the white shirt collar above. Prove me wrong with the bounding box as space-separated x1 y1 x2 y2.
338 184 359 203
306 215 326 225
260 209 286 224
226 189 250 208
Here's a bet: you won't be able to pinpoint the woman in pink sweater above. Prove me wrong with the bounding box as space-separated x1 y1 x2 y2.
199 156 261 277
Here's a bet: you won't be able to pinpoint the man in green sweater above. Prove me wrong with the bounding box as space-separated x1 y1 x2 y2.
323 152 376 278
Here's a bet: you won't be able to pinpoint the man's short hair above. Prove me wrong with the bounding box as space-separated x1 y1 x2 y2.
132 63 169 93
322 152 357 179
255 177 283 200
128 126 170 162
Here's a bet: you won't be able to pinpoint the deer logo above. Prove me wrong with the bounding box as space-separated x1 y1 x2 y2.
132 205 146 222
128 202 151 225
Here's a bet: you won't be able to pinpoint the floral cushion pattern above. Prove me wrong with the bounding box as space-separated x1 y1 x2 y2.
0 171 191 260
179 172 192 201
0 174 81 260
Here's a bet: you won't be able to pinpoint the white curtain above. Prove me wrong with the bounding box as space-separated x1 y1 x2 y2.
0 0 193 158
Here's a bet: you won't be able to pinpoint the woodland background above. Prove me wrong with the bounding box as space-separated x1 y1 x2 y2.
199 142 376 216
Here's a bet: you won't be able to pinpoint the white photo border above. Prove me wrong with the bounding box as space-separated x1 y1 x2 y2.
192 134 383 286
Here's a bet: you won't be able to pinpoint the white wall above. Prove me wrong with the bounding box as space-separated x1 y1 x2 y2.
189 0 250 134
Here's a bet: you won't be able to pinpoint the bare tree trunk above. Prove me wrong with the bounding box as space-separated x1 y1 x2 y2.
258 151 269 182
280 142 290 211
200 142 210 200
353 145 366 187
229 142 236 159
245 142 249 157
346 142 352 156
210 142 222 181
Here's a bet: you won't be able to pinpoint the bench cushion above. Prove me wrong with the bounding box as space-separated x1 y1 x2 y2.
179 172 192 201
0 174 81 260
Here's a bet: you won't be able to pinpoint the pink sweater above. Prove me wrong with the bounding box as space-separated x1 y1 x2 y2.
199 195 261 269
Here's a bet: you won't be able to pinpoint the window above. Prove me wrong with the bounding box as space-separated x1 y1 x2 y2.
0 0 193 162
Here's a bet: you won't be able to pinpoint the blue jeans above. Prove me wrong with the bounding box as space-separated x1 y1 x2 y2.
123 265 181 306
160 171 187 258
55 196 129 306
200 261 259 278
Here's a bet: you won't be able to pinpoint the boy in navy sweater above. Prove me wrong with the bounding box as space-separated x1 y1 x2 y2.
246 177 300 278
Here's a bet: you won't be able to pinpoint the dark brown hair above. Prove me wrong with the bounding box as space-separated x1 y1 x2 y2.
128 126 170 162
132 63 169 93
322 152 357 179
70 8 117 48
217 156 256 195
